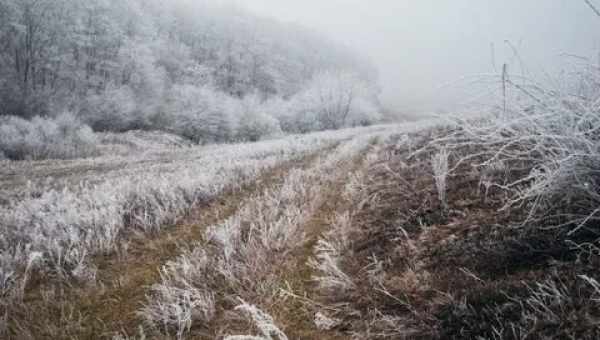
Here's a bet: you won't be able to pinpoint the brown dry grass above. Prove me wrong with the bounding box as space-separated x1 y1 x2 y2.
301 128 600 339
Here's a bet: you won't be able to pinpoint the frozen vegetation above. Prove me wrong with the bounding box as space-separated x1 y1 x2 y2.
0 0 383 161
0 126 386 304
138 132 382 338
300 50 600 339
1 0 599 339
0 113 98 161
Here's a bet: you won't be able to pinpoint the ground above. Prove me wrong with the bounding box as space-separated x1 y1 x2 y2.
3 124 600 339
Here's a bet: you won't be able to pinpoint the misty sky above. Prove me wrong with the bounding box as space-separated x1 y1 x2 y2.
242 0 600 114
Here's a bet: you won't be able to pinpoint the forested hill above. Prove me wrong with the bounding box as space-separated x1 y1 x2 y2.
0 0 381 145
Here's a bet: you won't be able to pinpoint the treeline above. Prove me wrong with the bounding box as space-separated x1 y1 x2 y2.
0 0 382 149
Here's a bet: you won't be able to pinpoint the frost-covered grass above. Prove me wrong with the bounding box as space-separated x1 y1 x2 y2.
224 301 289 340
0 126 385 304
138 132 379 338
98 130 194 155
431 147 449 212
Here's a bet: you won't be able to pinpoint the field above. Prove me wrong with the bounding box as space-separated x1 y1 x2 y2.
0 124 407 338
1 0 597 338
2 113 600 339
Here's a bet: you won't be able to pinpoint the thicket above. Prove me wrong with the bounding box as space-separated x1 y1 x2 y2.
0 0 382 160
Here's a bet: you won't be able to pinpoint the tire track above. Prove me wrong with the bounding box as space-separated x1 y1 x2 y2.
268 142 377 340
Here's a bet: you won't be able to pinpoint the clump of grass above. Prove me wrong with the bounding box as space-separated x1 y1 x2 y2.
224 300 288 340
431 147 450 212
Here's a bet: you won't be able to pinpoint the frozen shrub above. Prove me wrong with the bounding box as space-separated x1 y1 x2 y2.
278 102 321 134
346 97 383 127
237 96 282 142
0 113 98 160
164 85 236 144
83 86 139 132
436 58 600 232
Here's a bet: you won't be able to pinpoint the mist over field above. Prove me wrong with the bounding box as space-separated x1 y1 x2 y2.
2 1 600 339
246 0 600 115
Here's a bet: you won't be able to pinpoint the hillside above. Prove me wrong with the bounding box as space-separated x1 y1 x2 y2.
0 0 381 151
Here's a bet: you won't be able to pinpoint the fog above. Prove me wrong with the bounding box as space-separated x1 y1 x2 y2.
243 0 600 115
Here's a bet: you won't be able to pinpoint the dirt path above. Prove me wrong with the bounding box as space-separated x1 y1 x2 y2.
268 145 375 340
11 148 334 340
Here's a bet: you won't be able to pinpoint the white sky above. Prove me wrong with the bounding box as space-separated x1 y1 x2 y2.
240 0 600 114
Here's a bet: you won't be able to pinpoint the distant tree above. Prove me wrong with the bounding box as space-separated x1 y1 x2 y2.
0 0 66 117
293 71 381 131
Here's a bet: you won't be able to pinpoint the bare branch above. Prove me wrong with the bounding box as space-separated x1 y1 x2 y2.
585 0 600 17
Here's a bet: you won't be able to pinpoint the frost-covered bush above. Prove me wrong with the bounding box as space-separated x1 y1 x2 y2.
280 96 322 134
237 95 282 142
162 87 284 144
346 97 383 127
83 86 139 132
164 85 236 144
237 111 281 142
433 57 600 233
0 113 98 160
